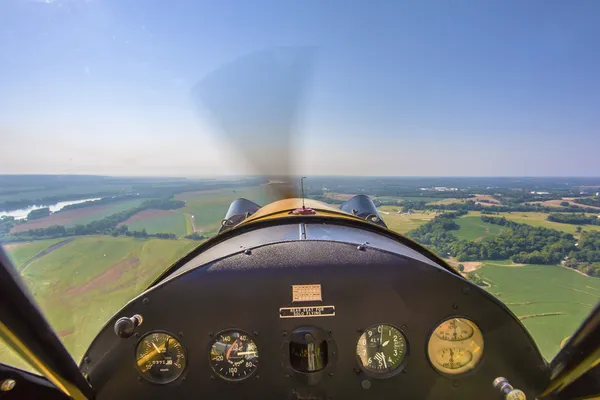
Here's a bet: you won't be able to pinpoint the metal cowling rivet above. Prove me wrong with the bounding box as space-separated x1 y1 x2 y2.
0 379 16 392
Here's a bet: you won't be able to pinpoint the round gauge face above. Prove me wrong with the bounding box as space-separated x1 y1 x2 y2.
356 324 408 377
428 318 484 375
209 330 259 381
136 332 186 384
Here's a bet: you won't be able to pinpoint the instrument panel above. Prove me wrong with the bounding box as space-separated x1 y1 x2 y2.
81 224 548 399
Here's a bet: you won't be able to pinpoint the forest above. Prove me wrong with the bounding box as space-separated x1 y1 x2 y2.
407 214 600 276
547 213 600 225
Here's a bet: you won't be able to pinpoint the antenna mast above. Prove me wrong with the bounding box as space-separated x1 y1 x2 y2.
301 176 307 209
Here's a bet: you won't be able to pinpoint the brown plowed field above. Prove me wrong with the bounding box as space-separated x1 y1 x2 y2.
117 209 173 226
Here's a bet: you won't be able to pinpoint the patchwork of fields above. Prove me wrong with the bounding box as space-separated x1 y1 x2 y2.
1 186 599 374
466 211 600 236
10 199 145 232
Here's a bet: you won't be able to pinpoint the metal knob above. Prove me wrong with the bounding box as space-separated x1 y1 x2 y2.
493 377 526 400
114 314 143 338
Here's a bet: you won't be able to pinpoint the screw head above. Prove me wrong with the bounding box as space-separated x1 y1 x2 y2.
244 249 252 255
0 379 16 392
142 298 150 305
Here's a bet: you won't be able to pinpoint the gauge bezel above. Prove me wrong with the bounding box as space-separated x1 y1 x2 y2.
135 330 188 385
426 316 485 378
355 323 410 379
208 328 260 382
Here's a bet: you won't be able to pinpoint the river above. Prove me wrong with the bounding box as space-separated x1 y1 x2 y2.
0 198 103 220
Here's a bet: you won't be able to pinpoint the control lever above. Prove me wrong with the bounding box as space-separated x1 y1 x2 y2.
114 314 143 338
493 377 526 400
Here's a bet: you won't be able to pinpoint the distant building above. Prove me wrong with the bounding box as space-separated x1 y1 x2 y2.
529 191 550 195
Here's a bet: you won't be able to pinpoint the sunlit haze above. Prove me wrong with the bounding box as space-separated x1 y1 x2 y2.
1 0 599 176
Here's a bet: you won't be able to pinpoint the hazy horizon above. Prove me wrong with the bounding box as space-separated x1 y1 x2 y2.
1 1 599 176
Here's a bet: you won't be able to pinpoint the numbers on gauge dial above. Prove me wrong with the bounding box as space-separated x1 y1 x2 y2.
356 324 407 375
135 332 186 384
435 347 473 370
434 318 474 341
209 331 259 381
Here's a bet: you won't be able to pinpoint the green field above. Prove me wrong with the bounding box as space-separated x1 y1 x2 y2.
125 211 188 237
0 236 198 371
4 238 67 268
178 186 280 236
478 262 600 360
454 215 507 241
379 206 437 234
467 211 600 236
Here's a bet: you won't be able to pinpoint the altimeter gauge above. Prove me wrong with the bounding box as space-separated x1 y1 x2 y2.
356 324 408 377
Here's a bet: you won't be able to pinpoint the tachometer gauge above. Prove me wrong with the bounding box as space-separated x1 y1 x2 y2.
136 332 186 384
428 318 483 375
209 330 259 381
356 324 408 377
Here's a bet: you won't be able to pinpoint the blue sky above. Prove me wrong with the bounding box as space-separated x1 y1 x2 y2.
0 0 598 176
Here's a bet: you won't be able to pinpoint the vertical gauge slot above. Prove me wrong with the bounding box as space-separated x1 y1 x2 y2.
284 326 337 385
290 339 328 372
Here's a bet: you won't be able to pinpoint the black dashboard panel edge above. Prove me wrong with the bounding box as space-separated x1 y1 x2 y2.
82 239 549 399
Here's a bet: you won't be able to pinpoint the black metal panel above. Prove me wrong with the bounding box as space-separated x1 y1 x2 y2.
82 241 548 399
0 364 67 400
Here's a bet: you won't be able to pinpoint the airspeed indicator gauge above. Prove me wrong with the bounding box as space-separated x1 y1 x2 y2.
209 330 259 381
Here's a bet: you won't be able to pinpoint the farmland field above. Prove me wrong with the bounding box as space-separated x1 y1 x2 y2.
379 206 437 233
177 186 280 236
10 199 145 233
1 236 198 371
467 211 600 236
478 262 600 360
454 215 507 241
118 209 188 237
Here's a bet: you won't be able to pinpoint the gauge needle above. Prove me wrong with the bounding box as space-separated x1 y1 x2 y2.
380 326 383 346
382 340 389 347
381 352 387 369
237 351 257 356
152 342 162 353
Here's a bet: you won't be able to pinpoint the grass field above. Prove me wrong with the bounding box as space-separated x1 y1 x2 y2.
0 236 198 371
478 262 600 360
4 238 67 268
379 206 437 234
454 215 507 241
467 211 600 236
121 210 188 237
177 186 280 237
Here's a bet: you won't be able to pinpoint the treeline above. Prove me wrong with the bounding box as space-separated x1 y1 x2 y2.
575 197 600 207
563 231 600 277
5 198 186 242
427 200 600 214
27 208 50 220
547 213 600 226
408 214 578 264
57 195 139 212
